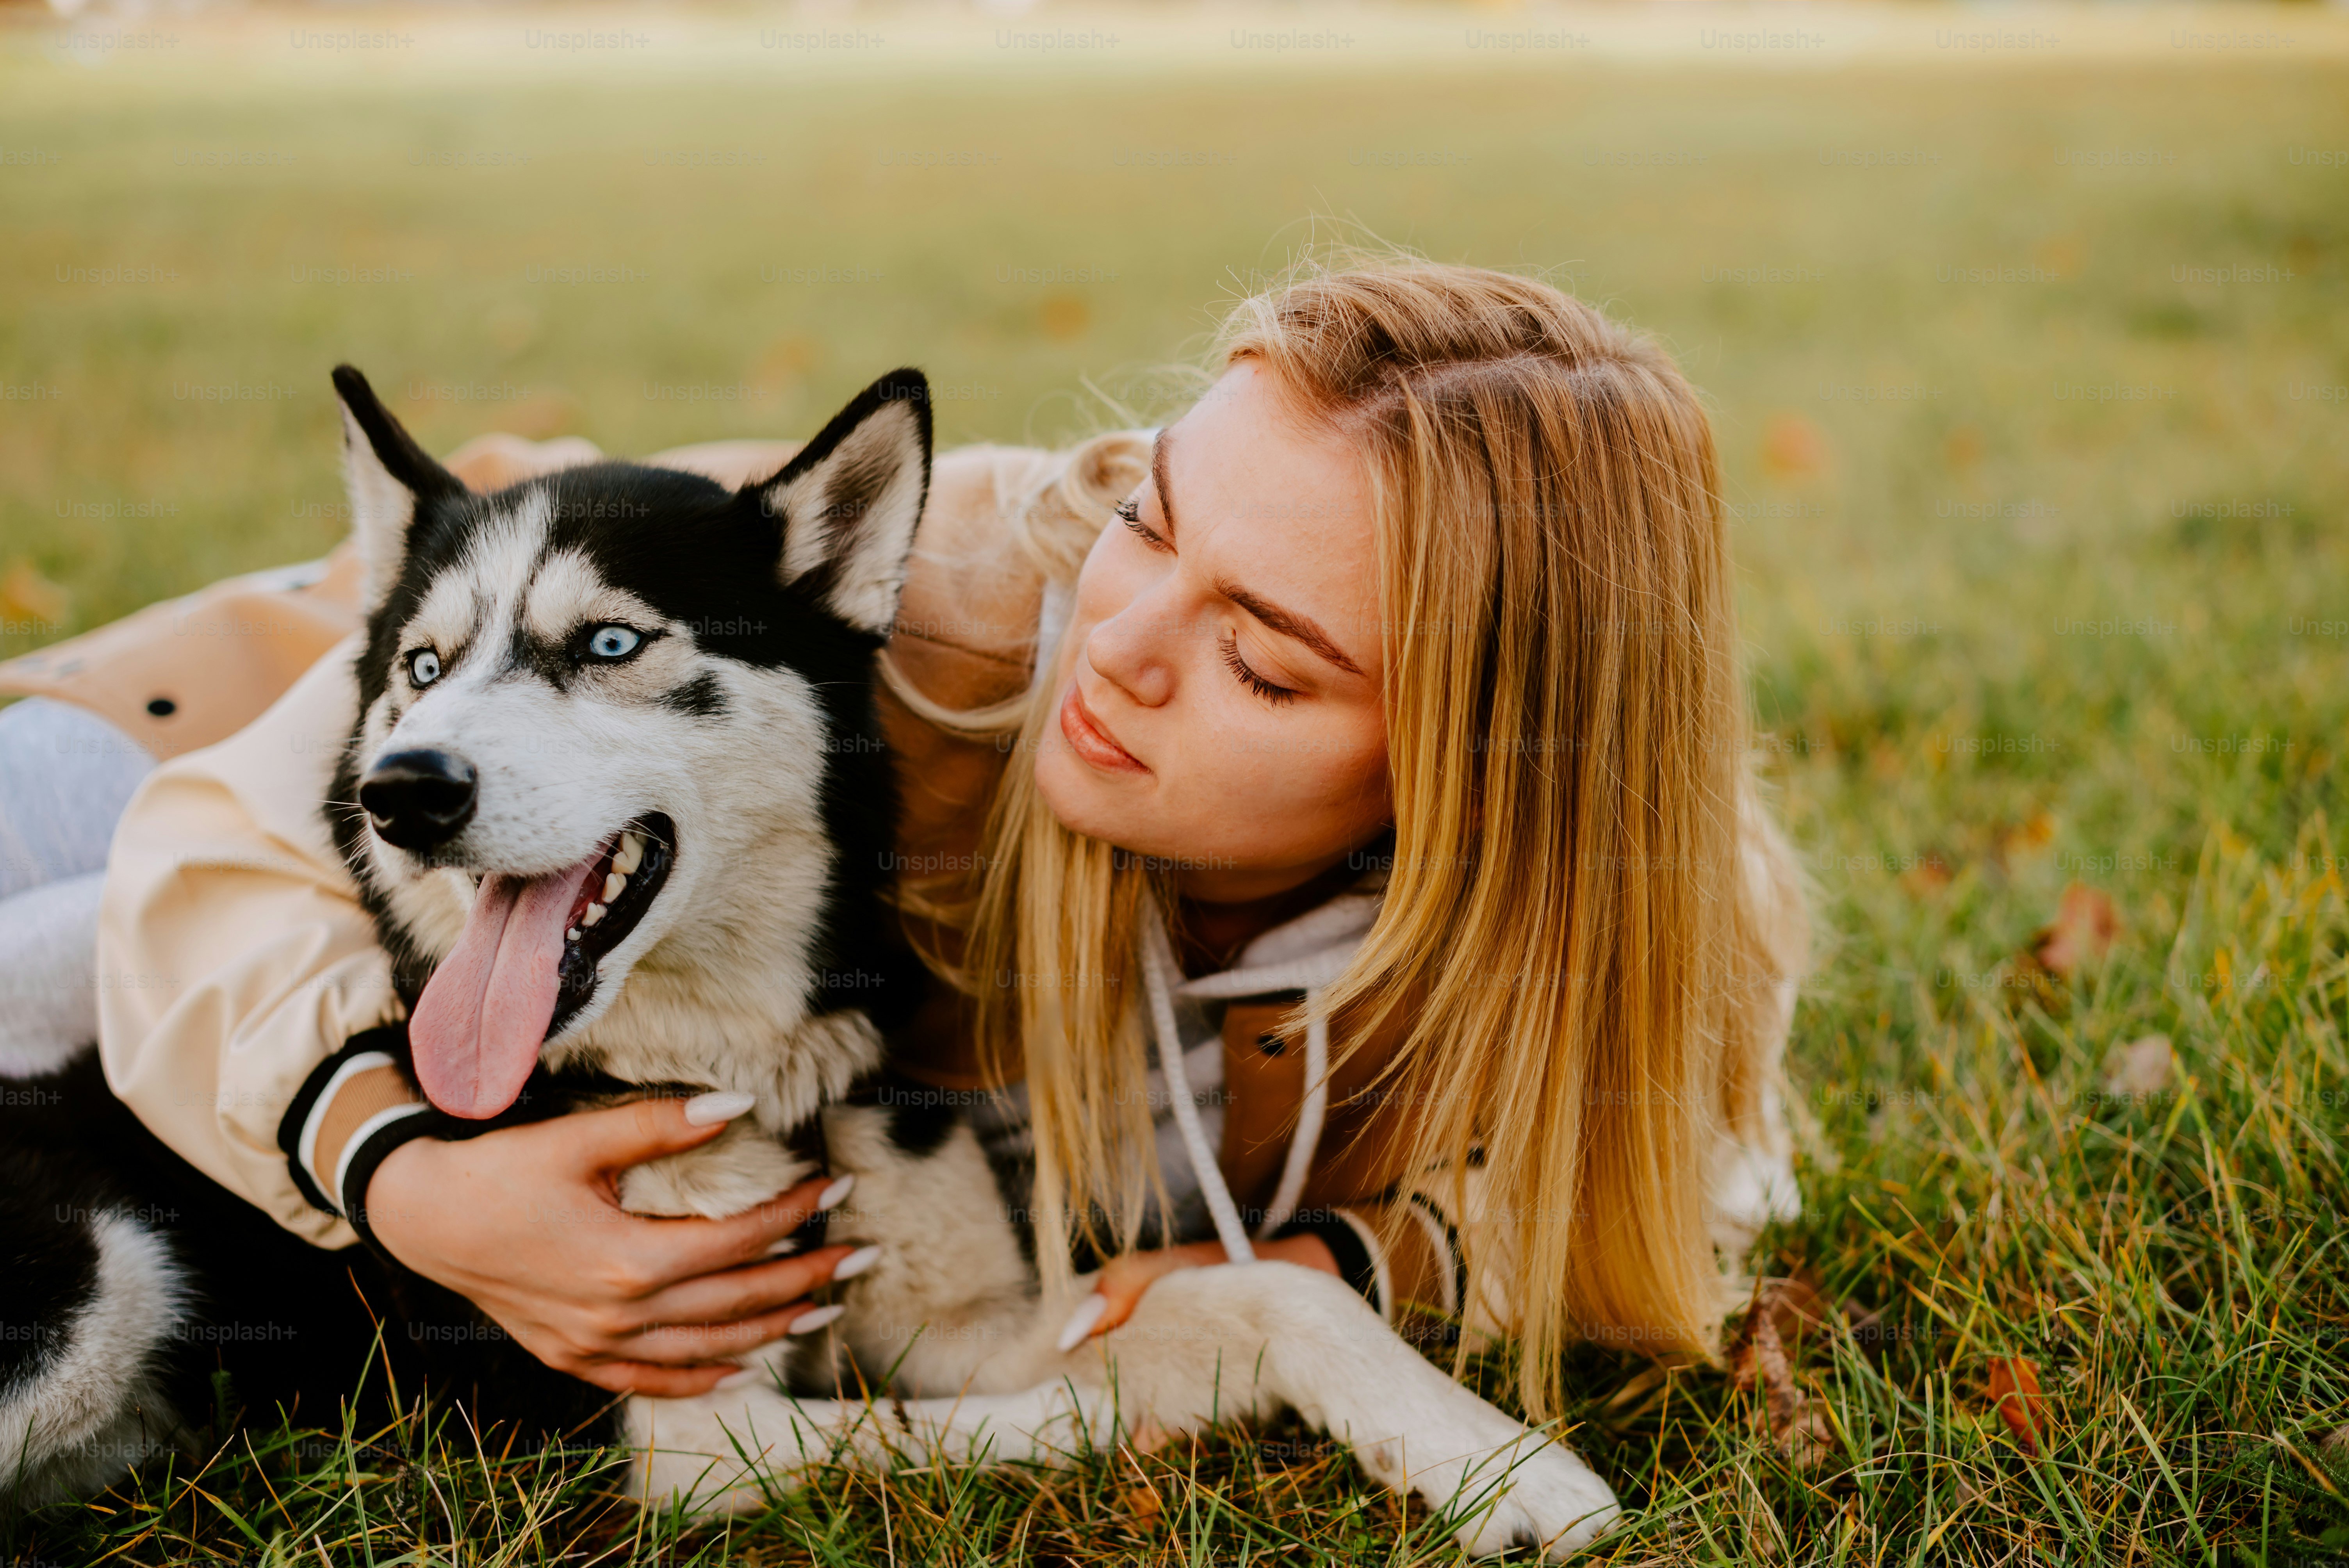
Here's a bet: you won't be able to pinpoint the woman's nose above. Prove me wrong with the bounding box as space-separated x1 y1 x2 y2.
1082 599 1178 708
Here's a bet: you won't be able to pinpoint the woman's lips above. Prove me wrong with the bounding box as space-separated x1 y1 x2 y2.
1059 681 1147 773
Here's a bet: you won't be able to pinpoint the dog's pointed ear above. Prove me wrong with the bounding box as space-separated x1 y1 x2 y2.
755 368 932 638
332 365 469 609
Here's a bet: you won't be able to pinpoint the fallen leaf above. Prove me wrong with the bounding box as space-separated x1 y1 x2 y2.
1943 424 1986 472
754 333 824 388
0 559 69 627
2101 1035 2173 1099
1768 1273 1834 1353
2034 234 2084 278
1985 1356 2047 1453
1117 1438 1166 1523
1124 1417 1176 1457
1989 813 2057 871
1040 293 1092 340
1900 850 1955 896
1729 1280 1834 1469
1761 413 1828 481
1727 1277 1818 1372
2028 883 2118 979
1781 1401 1835 1468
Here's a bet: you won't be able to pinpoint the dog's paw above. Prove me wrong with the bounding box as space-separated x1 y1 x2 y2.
1368 1398 1618 1559
1434 1436 1621 1559
624 1390 814 1516
618 1126 811 1219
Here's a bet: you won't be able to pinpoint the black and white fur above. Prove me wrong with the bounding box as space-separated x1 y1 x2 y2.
0 369 1619 1556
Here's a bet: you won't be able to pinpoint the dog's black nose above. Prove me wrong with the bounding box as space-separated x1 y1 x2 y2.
360 750 478 851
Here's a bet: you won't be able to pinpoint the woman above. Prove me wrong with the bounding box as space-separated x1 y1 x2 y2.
2 255 1805 1435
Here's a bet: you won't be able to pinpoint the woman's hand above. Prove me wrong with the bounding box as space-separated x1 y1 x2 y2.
1055 1232 1338 1351
367 1095 871 1397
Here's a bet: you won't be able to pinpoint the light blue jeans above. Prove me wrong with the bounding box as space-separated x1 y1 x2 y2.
0 697 157 1074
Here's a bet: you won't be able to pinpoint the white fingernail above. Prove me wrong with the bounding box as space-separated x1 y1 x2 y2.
787 1303 846 1336
816 1174 854 1210
764 1237 799 1258
1055 1292 1108 1354
832 1244 882 1281
716 1367 759 1389
684 1091 756 1126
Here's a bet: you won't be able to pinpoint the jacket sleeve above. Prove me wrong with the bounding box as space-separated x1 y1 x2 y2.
96 634 411 1248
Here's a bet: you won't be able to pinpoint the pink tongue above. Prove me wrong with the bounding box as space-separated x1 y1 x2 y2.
410 851 605 1119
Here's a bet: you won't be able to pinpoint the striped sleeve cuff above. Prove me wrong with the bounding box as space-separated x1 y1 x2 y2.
1403 1192 1467 1318
1317 1192 1469 1353
278 1025 435 1222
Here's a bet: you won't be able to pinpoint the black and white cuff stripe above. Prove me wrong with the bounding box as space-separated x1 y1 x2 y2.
278 1025 436 1231
1404 1192 1468 1319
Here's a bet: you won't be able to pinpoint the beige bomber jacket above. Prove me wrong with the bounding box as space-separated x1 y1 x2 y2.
42 431 1472 1323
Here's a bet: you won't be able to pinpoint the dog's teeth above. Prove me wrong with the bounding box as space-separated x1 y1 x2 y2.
614 832 644 875
602 870 627 902
566 927 580 942
582 902 606 927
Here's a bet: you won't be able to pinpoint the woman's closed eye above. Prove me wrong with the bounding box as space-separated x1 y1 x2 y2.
1219 630 1296 705
1116 497 1169 551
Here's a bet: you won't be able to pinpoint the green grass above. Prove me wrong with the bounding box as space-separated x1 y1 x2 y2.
4 5 2349 1563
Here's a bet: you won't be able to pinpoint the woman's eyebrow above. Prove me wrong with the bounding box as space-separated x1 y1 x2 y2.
1216 576 1366 678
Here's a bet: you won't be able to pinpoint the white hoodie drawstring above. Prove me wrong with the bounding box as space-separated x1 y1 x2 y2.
1139 891 1358 1258
1253 993 1328 1240
1140 909 1256 1262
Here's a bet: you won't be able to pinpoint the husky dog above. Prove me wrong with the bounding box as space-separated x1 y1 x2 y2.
0 367 1620 1556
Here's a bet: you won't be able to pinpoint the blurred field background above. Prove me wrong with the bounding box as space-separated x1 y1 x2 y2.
4 2 2348 1563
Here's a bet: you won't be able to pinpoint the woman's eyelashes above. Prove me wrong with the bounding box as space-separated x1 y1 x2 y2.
1218 630 1297 706
1116 497 1170 551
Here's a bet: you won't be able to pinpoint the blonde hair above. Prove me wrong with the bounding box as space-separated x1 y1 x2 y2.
914 255 1806 1422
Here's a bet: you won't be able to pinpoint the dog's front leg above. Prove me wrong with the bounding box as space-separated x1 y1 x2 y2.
625 1377 1120 1514
1081 1261 1621 1558
631 1262 1619 1558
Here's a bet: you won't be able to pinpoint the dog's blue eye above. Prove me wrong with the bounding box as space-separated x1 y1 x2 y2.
587 625 642 660
408 649 440 686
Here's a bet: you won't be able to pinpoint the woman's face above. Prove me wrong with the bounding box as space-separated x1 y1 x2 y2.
1033 360 1392 903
